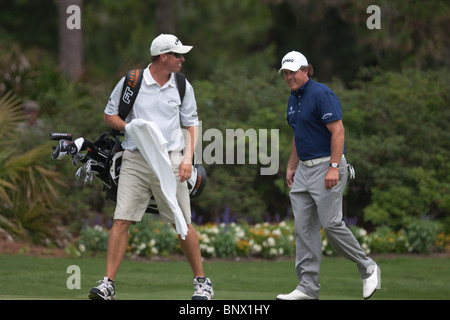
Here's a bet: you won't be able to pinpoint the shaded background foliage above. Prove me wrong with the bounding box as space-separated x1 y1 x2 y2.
0 0 449 245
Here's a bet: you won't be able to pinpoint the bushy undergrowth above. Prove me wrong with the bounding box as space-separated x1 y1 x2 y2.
71 215 449 259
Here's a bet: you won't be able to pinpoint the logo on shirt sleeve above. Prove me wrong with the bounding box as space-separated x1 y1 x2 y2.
322 113 333 120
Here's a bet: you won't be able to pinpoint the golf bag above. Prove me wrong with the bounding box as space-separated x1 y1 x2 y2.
50 131 206 214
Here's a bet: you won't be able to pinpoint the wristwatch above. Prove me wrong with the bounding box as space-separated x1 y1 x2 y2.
329 163 339 168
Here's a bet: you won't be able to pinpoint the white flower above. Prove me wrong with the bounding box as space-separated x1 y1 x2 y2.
267 237 276 247
269 248 278 256
210 226 219 234
361 243 371 254
359 228 368 237
199 234 211 243
251 244 262 254
272 229 282 237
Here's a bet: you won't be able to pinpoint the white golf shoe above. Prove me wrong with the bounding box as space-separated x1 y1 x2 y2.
276 289 317 300
363 264 381 299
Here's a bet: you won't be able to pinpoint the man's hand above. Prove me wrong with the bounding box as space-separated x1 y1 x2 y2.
325 120 345 191
325 167 339 190
286 169 296 188
178 162 192 183
286 136 300 188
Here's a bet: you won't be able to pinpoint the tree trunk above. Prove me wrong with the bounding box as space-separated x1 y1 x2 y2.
156 0 175 35
58 0 83 81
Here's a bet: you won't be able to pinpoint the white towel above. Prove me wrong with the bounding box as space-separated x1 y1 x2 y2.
125 119 188 240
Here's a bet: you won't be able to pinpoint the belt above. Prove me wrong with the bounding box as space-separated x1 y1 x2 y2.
300 156 331 167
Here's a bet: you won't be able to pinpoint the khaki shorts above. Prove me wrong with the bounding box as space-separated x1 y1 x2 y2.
114 149 191 225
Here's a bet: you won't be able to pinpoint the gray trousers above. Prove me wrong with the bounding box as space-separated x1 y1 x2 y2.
290 156 375 298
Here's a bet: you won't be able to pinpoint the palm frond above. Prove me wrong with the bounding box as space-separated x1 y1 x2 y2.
3 143 51 183
0 92 25 137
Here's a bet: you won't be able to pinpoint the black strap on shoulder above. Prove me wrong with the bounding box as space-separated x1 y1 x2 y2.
175 72 186 103
118 69 144 120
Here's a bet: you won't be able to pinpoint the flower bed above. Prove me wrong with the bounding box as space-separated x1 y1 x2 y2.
73 215 450 259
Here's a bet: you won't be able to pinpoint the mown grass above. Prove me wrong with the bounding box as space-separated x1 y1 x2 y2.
0 254 449 300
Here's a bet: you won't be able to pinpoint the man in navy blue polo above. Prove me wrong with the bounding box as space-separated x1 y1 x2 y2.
276 51 380 300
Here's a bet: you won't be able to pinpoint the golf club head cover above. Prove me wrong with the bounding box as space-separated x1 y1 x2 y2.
52 139 71 160
68 137 85 156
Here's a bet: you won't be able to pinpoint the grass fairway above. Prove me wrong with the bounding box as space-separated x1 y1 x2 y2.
0 254 449 300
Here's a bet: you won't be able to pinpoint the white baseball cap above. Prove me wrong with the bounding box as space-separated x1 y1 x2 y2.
278 51 308 73
150 34 193 56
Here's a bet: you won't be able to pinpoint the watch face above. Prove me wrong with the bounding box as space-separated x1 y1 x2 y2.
330 163 339 168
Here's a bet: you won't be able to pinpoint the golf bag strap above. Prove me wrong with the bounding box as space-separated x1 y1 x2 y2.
175 72 186 103
119 68 144 121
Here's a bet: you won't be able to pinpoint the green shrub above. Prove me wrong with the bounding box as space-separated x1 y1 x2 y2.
406 219 440 254
128 215 179 258
78 225 109 255
368 226 411 254
73 218 449 259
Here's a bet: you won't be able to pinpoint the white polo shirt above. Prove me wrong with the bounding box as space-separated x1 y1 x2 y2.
104 64 199 152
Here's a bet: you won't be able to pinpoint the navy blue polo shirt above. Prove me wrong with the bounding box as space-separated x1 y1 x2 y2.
286 79 346 161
